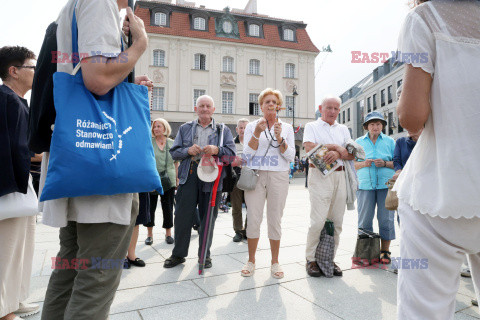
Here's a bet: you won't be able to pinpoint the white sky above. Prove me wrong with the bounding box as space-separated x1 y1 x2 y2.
0 0 411 108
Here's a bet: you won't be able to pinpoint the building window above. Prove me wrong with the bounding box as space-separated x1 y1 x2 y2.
367 97 372 113
388 85 393 104
373 94 377 110
381 89 385 107
342 110 346 124
194 17 206 30
249 24 260 37
284 28 294 41
222 92 234 114
388 112 394 135
154 12 167 26
348 108 351 122
249 59 260 75
249 93 259 115
285 96 294 117
397 79 403 89
222 56 234 73
337 114 341 123
153 49 165 67
152 87 165 111
193 89 206 108
194 53 206 70
285 63 295 78
398 120 404 133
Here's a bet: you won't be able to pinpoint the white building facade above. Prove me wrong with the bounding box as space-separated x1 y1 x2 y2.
338 59 407 141
134 0 319 154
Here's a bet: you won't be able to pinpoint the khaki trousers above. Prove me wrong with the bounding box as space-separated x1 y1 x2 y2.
244 170 289 240
41 194 138 320
230 185 246 233
305 169 347 262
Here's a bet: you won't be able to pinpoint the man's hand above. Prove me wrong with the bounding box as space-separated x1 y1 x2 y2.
124 7 148 49
324 151 340 165
273 122 282 141
231 155 245 167
254 118 267 137
188 144 202 156
203 145 219 156
373 159 386 167
134 75 153 91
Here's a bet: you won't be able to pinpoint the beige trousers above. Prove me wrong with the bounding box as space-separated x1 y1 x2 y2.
0 215 36 317
306 169 347 262
244 170 289 240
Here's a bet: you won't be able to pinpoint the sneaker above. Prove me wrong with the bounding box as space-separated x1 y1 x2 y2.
461 268 471 278
233 232 243 242
14 302 40 317
164 255 186 268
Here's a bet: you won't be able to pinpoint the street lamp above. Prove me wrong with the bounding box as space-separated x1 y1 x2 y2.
292 85 298 130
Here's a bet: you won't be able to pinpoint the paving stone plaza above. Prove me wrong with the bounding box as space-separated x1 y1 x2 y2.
27 178 479 320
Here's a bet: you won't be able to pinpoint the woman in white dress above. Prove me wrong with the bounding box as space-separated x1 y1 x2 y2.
394 1 480 318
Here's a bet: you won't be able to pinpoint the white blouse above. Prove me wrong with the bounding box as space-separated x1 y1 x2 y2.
393 0 480 219
243 118 295 171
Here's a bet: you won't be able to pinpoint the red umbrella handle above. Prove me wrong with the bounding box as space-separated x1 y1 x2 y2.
210 165 223 207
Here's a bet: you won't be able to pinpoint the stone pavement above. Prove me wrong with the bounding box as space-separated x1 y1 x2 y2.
27 177 479 320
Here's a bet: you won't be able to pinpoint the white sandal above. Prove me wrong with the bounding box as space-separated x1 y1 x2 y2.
241 261 255 277
271 263 284 279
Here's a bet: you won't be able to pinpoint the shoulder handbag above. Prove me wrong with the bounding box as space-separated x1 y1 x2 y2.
39 7 161 201
236 136 272 191
0 177 38 221
385 179 399 210
159 140 174 191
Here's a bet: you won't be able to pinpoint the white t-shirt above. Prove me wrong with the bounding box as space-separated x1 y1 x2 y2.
39 0 134 227
243 118 295 171
393 0 480 219
302 118 351 166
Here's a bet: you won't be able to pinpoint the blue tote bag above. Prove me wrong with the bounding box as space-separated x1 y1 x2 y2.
40 7 162 202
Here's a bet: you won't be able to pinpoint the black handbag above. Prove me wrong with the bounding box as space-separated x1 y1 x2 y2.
352 228 381 266
28 21 58 153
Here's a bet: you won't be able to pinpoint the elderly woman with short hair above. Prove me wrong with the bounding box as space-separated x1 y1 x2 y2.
240 88 295 279
354 111 395 264
144 118 178 245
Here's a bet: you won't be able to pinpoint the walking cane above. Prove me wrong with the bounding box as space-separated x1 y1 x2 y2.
127 0 135 83
198 164 224 275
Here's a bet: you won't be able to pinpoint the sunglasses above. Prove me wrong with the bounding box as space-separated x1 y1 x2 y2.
14 65 36 70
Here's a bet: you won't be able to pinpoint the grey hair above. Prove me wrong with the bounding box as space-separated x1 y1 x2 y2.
321 95 342 106
236 118 249 127
196 95 214 108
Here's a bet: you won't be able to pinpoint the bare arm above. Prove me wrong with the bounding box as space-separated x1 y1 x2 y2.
397 64 432 133
30 153 43 162
81 8 148 96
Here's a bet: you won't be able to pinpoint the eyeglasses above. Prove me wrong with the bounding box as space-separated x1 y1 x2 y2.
14 65 36 70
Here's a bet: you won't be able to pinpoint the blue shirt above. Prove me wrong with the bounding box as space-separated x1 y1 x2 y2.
355 133 395 190
393 137 416 171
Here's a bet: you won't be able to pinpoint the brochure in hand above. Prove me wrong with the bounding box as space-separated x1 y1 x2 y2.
306 144 340 177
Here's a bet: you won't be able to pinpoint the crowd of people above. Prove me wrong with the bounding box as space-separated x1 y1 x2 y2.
1 0 479 319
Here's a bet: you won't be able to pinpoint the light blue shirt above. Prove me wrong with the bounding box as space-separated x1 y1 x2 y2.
355 133 395 190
